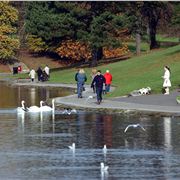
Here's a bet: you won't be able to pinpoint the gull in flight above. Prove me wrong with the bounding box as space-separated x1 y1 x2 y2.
124 124 146 133
100 162 109 173
103 145 107 154
68 143 75 151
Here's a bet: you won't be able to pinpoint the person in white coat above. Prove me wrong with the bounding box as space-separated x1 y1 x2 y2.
44 65 50 79
162 66 171 95
29 69 36 82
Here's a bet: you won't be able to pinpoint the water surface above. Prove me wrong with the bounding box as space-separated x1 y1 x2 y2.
0 82 179 179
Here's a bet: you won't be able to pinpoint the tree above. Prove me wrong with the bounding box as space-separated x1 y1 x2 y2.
25 2 125 66
170 2 180 39
142 2 172 49
123 2 145 55
0 2 20 63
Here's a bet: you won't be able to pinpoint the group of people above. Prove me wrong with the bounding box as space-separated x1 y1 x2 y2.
29 65 50 82
75 68 112 104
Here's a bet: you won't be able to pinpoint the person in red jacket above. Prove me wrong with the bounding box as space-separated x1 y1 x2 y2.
104 70 112 93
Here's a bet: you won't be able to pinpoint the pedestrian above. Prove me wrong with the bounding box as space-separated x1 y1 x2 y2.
104 70 112 93
44 65 50 80
29 69 36 82
162 65 171 95
36 67 43 82
91 68 97 93
75 69 80 93
77 69 87 98
91 70 106 104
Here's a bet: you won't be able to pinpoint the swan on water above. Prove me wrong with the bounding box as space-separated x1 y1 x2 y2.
103 145 107 154
28 105 40 112
100 162 109 173
17 100 28 113
68 143 75 151
40 99 55 112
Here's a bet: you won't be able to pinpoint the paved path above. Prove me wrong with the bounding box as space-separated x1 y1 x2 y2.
14 81 180 114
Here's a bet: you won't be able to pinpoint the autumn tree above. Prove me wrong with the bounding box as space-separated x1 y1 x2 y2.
0 2 20 63
25 2 125 66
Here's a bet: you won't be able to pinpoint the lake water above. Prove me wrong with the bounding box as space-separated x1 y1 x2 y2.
0 82 180 179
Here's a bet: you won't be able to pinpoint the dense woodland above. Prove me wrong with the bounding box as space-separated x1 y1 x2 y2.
0 1 179 66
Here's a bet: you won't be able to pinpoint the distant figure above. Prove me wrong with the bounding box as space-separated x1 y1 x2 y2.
104 70 112 93
75 69 80 93
44 65 50 80
36 67 43 82
162 66 171 95
29 69 36 82
91 68 97 93
77 69 87 98
91 70 106 105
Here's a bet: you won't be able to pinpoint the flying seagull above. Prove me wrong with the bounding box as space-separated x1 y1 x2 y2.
124 124 146 133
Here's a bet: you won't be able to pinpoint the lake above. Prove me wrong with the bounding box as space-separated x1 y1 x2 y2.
0 82 179 179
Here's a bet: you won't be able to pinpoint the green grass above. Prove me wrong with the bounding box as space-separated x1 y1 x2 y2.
13 44 180 98
49 45 180 97
156 35 179 43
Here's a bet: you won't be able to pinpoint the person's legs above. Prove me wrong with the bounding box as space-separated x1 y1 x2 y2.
96 87 103 104
99 88 103 102
164 87 169 95
105 84 110 93
96 87 100 103
77 82 83 98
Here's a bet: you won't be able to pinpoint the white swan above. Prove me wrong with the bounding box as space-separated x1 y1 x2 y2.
17 100 28 113
68 143 75 151
103 145 107 154
39 99 55 112
28 105 40 113
100 162 109 173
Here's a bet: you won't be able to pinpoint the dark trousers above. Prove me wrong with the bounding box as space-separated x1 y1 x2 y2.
77 82 83 98
96 87 103 102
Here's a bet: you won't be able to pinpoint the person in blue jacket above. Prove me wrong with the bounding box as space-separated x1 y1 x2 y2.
76 69 87 98
91 70 106 104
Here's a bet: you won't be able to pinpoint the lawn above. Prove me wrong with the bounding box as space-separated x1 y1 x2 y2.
49 44 180 97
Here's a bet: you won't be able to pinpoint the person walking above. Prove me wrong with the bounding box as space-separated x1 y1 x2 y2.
36 67 43 82
104 70 112 93
77 69 87 98
29 69 36 82
91 70 106 104
44 65 50 80
91 68 97 93
162 65 171 95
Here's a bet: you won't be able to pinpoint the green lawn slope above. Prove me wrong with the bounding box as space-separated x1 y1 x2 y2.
50 44 180 97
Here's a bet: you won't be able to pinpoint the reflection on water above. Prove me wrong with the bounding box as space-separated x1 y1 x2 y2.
0 111 179 179
0 82 73 108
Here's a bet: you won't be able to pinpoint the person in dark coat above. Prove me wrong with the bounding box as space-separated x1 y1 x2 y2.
91 70 106 104
77 69 87 98
36 67 43 82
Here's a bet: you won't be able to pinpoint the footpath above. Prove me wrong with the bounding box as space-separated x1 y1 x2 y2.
13 81 180 115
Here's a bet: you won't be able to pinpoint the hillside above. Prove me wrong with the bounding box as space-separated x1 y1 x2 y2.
49 44 180 97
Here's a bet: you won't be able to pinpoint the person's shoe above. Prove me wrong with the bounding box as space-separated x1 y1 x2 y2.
96 101 100 105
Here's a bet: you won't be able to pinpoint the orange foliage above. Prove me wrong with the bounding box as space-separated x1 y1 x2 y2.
103 44 129 58
56 40 92 61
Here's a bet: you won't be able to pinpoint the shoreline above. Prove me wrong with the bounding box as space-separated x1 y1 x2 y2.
7 79 180 116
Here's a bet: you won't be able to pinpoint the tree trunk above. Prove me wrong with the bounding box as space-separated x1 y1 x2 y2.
149 20 159 49
90 47 103 67
135 33 141 55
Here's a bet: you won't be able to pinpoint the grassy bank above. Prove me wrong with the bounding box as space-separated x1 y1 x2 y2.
49 45 180 97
